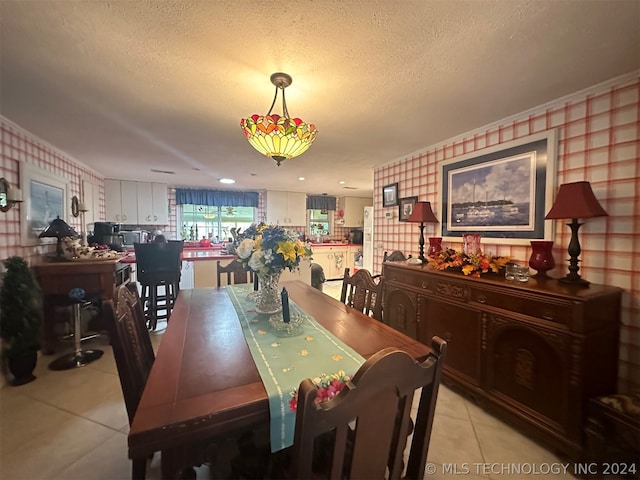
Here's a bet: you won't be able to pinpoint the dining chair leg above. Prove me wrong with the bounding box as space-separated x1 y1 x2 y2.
131 457 146 480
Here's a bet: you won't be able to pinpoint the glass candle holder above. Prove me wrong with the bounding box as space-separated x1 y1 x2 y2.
529 241 555 278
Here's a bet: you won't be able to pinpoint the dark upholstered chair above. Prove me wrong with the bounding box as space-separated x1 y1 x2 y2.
216 259 254 286
282 339 448 479
310 262 325 291
134 241 183 330
383 250 408 262
584 393 640 477
102 283 155 479
340 267 384 321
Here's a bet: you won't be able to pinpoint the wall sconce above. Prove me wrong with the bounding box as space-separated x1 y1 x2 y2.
71 196 90 217
0 177 24 212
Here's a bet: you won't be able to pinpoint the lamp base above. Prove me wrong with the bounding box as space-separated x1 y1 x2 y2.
559 275 590 287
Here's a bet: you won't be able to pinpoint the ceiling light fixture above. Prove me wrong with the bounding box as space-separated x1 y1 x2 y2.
219 178 236 184
240 72 317 166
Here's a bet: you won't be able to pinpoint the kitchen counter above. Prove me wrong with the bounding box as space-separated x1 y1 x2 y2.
121 247 310 288
307 242 362 247
120 247 235 264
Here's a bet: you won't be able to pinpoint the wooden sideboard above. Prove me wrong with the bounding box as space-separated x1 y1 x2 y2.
34 259 132 353
381 261 623 460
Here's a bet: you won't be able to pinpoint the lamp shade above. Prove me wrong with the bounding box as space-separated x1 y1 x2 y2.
241 73 317 166
545 181 608 220
38 216 79 239
407 201 439 223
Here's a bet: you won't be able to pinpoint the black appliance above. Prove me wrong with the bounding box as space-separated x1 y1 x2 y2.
349 229 364 244
88 222 124 251
94 222 119 236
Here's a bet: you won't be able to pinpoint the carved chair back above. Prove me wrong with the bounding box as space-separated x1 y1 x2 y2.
340 267 384 321
290 339 448 480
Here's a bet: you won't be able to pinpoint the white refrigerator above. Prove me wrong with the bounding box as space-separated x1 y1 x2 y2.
362 206 374 273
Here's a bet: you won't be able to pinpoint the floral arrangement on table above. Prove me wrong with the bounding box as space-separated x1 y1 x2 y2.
289 370 352 412
237 223 313 275
428 248 510 278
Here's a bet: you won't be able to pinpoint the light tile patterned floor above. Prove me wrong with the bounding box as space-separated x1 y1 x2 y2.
1 282 576 479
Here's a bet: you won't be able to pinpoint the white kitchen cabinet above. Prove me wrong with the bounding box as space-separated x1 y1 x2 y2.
105 179 139 223
338 196 373 227
346 245 363 272
105 180 168 225
180 261 194 289
266 190 307 226
311 245 348 280
137 182 169 225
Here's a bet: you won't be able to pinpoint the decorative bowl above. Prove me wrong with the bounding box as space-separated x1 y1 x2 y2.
268 313 304 337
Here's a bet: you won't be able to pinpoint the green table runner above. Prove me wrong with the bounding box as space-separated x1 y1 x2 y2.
226 284 365 452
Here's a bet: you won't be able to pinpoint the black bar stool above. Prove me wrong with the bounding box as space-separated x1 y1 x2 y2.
49 287 104 370
134 242 183 331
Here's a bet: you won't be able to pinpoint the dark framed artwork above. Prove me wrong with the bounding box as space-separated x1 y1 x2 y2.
438 130 557 245
398 196 418 221
382 183 398 207
20 162 69 246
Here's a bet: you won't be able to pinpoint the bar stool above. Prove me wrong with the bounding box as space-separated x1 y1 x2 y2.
49 287 104 370
134 242 183 331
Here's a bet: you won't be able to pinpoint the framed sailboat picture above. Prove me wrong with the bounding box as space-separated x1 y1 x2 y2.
438 130 557 245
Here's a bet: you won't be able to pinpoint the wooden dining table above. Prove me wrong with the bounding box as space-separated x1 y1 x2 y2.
128 281 432 478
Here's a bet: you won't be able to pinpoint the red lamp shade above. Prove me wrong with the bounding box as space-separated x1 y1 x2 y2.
407 202 439 223
407 201 439 262
545 181 608 220
544 181 607 286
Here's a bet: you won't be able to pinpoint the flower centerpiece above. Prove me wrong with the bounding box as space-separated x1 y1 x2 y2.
428 248 510 278
289 370 352 412
237 223 312 313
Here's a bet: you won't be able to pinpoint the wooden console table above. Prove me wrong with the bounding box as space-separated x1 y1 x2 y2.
381 261 623 461
34 259 131 353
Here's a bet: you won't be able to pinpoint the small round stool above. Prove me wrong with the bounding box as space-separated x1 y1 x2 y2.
49 288 104 370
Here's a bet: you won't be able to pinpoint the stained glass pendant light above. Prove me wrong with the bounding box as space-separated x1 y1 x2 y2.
241 72 317 166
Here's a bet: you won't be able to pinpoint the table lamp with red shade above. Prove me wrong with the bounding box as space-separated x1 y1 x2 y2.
407 201 439 262
544 181 607 286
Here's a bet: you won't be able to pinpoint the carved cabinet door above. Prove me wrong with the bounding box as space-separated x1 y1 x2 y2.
422 298 483 387
484 315 571 431
383 287 418 340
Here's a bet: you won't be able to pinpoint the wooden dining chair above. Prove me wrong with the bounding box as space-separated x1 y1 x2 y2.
340 267 384 321
217 259 254 286
282 338 448 480
102 283 155 479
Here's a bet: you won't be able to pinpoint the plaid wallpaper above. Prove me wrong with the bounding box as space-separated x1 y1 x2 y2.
0 120 104 265
373 73 639 393
1 73 638 392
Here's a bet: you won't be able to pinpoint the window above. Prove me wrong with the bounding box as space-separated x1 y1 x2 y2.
308 209 332 239
179 205 255 242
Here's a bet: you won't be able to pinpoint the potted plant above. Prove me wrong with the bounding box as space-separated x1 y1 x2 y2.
0 256 43 385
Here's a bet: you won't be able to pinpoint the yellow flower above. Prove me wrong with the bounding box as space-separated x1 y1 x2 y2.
276 241 297 262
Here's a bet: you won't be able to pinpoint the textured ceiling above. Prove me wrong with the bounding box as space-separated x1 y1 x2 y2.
1 0 638 198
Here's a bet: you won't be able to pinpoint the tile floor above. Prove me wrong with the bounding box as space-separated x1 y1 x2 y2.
0 281 577 480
